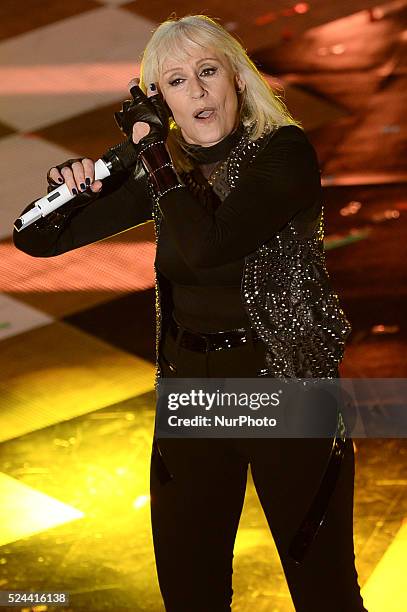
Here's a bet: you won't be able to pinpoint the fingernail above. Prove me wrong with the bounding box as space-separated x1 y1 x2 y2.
149 83 156 91
72 188 78 195
80 182 86 191
85 177 91 186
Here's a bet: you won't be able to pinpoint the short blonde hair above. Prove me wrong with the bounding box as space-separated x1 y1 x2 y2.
139 14 302 172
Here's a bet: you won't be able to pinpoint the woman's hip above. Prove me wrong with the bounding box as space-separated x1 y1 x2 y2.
158 315 269 378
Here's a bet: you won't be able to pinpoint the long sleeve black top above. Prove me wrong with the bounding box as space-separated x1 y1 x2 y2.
13 124 322 332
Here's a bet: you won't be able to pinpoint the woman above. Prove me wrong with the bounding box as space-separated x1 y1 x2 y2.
13 15 367 612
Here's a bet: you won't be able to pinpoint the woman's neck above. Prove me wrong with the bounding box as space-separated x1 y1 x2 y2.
183 124 244 164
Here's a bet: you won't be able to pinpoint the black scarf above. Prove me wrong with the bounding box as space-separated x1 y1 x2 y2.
182 123 244 164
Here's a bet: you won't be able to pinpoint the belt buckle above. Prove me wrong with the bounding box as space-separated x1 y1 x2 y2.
171 317 253 353
211 328 246 351
184 328 208 352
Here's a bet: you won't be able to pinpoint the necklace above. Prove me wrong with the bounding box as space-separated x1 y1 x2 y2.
207 159 228 187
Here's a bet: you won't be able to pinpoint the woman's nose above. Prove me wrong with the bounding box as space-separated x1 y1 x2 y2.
189 77 206 99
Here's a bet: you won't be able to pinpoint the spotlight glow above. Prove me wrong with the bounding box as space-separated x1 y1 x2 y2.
133 495 149 510
294 3 310 14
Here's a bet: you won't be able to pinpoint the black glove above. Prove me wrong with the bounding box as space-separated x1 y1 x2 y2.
114 85 170 153
115 85 182 201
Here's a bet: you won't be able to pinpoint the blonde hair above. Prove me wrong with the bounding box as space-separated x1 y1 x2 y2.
139 14 302 172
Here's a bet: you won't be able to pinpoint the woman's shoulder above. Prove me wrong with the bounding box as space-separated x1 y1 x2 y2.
267 124 311 146
244 124 321 196
256 124 318 164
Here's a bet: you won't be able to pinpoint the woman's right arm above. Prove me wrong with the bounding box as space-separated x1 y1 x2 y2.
13 164 153 258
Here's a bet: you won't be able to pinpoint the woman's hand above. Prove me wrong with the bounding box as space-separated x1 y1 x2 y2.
128 78 151 145
47 158 102 196
115 78 169 152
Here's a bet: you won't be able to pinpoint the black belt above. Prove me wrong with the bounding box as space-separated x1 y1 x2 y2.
169 316 262 352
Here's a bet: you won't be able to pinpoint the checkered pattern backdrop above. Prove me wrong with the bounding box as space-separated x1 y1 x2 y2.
0 0 351 434
0 3 406 610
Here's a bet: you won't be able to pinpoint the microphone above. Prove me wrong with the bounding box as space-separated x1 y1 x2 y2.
14 138 140 232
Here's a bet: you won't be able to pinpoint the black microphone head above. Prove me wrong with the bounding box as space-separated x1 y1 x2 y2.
103 139 140 172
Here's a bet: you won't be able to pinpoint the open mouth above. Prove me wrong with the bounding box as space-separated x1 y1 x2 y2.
193 108 216 120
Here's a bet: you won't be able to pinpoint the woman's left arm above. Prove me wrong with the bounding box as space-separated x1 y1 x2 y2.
158 126 322 268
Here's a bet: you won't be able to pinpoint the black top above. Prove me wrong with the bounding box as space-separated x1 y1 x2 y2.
13 124 322 332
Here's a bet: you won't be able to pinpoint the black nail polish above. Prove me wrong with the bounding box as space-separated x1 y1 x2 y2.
149 83 156 91
72 188 78 195
85 177 91 186
80 182 86 191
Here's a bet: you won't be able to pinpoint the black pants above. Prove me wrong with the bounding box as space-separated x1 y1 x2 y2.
150 325 368 612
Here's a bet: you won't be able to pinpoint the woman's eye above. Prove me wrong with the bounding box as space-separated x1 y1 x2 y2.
201 67 217 77
168 68 216 86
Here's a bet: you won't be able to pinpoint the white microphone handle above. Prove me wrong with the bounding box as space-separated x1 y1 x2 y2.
14 158 111 232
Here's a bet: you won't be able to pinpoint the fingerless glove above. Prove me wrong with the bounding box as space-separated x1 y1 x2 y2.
115 85 184 199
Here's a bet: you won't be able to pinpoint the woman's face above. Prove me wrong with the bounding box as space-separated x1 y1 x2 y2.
159 45 244 147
